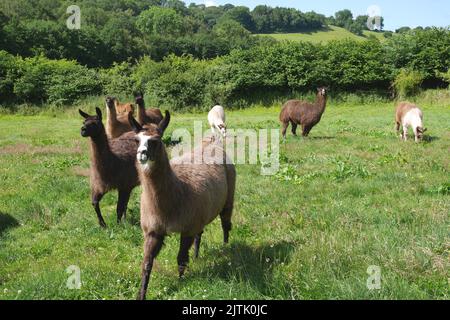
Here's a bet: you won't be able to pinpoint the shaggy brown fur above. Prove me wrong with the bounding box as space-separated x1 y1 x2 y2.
105 97 133 138
79 107 139 227
135 93 163 125
114 98 134 115
280 87 328 138
128 112 236 300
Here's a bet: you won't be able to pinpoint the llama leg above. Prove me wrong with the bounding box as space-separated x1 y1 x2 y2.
92 192 106 228
220 207 233 244
395 122 400 136
193 231 204 259
138 232 165 300
116 189 131 223
302 125 311 137
177 235 195 278
281 121 289 138
291 122 298 136
402 125 408 141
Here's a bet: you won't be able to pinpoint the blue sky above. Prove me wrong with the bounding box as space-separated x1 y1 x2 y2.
184 0 450 31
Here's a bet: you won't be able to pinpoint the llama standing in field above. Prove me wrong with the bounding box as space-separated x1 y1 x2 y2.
395 102 427 142
208 105 227 138
134 93 163 125
105 97 133 138
79 107 139 227
127 112 236 300
113 98 134 115
279 87 328 138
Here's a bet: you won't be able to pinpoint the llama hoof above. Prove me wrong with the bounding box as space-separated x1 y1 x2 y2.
178 265 187 278
99 220 107 228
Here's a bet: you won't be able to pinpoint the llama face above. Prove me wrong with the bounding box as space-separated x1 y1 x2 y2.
136 130 162 167
105 97 115 110
79 108 103 137
218 123 227 137
416 126 427 141
318 87 327 97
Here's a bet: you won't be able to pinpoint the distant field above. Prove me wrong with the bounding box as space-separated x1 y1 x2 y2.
258 26 386 43
0 90 449 299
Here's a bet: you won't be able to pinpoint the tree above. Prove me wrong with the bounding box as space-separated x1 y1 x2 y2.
222 6 254 32
396 26 411 34
334 9 353 28
136 6 184 36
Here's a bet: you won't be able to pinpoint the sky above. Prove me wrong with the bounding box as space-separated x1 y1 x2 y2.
183 0 450 31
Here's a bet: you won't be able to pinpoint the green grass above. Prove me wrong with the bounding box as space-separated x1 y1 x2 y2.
258 26 386 43
0 91 449 300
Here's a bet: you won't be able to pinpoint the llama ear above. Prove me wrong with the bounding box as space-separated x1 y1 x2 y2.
95 107 102 120
79 109 89 119
128 112 143 133
158 110 171 134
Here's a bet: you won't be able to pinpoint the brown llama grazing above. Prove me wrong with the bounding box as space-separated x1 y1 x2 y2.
79 107 139 227
280 87 328 138
113 97 134 115
395 102 427 142
134 93 163 125
105 97 133 138
127 111 236 300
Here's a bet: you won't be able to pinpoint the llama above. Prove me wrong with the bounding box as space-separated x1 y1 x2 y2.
279 87 328 138
135 93 163 125
79 107 139 227
113 97 134 115
105 97 133 138
127 111 236 300
395 102 427 142
208 105 227 138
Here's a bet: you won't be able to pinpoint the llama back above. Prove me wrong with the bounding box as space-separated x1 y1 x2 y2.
396 102 421 123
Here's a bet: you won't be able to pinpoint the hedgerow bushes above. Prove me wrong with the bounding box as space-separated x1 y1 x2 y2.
0 28 448 110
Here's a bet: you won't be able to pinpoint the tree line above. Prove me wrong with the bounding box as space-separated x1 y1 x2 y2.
1 27 448 109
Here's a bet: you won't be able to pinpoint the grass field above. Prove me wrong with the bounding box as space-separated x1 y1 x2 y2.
258 26 386 43
0 91 449 300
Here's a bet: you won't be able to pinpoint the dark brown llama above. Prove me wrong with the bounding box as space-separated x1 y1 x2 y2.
279 87 328 138
127 112 236 300
79 107 139 227
135 93 163 125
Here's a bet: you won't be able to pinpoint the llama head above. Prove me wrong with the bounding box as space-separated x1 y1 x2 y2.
416 126 427 141
105 97 116 110
317 87 327 97
218 123 227 137
128 111 171 168
134 92 144 107
79 108 104 137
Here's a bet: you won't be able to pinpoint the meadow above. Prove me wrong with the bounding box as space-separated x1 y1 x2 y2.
257 26 386 43
0 91 449 300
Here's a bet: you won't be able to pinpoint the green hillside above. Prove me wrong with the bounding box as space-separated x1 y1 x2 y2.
258 26 386 43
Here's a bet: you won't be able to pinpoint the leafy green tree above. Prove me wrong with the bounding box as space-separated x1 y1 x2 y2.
334 9 353 28
221 6 254 32
136 6 183 36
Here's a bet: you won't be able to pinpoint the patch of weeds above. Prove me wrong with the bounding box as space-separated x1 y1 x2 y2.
424 182 450 195
330 157 370 181
275 164 303 185
378 152 409 165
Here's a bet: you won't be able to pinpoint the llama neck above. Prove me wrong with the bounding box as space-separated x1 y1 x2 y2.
106 107 118 124
89 129 111 169
137 103 146 123
139 147 179 214
315 94 327 113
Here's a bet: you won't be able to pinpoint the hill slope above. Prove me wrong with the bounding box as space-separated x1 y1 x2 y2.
258 26 386 43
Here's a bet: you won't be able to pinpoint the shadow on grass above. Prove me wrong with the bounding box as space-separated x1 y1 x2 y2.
0 212 19 236
423 135 440 143
309 136 336 140
163 241 295 297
